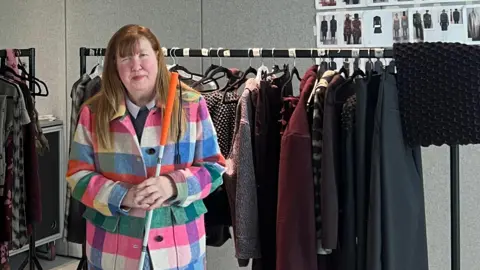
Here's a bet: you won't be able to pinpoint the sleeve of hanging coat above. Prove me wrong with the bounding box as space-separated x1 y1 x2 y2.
224 82 262 265
166 95 226 207
66 105 130 217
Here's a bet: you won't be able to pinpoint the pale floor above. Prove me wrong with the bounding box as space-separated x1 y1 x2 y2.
9 253 80 270
9 238 241 269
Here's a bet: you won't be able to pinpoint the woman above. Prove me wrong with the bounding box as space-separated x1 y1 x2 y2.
66 24 226 270
393 13 400 39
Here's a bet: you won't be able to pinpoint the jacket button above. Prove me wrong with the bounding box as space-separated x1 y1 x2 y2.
154 235 163 242
147 148 156 155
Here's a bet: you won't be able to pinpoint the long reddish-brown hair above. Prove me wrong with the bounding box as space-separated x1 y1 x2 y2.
88 24 195 150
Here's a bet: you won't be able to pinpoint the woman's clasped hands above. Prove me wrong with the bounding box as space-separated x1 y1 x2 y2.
122 176 178 211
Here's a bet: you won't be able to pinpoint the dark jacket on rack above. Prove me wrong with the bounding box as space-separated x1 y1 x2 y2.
355 74 380 270
253 72 292 270
276 65 318 270
64 74 101 244
367 73 428 270
202 70 243 248
320 74 349 250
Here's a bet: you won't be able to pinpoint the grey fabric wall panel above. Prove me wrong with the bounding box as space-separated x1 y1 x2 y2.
202 0 317 94
65 0 202 144
422 145 480 270
0 0 66 130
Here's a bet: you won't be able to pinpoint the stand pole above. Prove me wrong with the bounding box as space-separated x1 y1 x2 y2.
76 47 88 270
13 48 43 270
450 145 460 270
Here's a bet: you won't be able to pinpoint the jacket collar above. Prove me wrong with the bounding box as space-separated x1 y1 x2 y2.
110 95 164 121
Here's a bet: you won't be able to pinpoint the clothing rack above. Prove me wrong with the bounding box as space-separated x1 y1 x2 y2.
78 46 460 270
0 48 43 270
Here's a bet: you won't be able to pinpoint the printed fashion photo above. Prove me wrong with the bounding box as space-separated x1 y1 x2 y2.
344 13 363 45
466 6 480 43
319 14 338 45
368 0 413 6
317 12 364 47
412 10 426 41
316 0 365 10
410 7 465 43
393 11 409 42
363 9 411 46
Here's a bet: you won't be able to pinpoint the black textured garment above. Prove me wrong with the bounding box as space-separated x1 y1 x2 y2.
394 42 480 147
203 90 238 157
202 88 238 247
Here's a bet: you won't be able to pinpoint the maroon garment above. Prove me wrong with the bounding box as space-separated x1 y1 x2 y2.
276 66 318 270
0 136 14 268
279 97 299 135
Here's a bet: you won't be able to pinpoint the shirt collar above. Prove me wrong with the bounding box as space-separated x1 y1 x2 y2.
126 96 156 119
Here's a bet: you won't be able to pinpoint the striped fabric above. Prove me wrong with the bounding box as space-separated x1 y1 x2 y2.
66 91 226 270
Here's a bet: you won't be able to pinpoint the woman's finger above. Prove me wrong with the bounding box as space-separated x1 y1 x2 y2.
137 177 158 189
136 185 158 197
139 191 163 205
147 197 167 210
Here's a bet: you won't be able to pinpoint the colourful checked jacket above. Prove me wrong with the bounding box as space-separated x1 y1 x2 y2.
66 90 226 270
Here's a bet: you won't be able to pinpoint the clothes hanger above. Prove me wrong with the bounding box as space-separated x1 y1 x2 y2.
255 48 269 83
167 48 204 81
338 65 349 78
280 54 301 97
0 75 21 100
194 48 239 90
271 48 281 74
191 48 228 90
329 57 337 70
165 47 178 70
0 75 18 88
89 49 103 79
0 65 46 96
267 48 286 78
333 58 366 104
221 51 258 104
222 50 257 95
202 47 220 77
16 62 49 96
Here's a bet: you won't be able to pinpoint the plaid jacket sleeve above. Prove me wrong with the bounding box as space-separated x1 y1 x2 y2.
167 96 226 207
66 105 129 217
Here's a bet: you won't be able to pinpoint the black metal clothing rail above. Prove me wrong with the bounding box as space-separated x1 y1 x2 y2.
78 46 461 270
0 48 43 270
80 47 394 72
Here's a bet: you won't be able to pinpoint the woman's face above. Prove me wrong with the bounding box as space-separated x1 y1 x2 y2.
116 37 158 102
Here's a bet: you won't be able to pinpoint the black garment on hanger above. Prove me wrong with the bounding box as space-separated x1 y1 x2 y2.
367 72 428 270
252 72 291 270
394 42 480 146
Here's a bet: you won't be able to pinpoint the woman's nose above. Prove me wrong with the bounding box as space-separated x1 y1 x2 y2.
131 57 142 71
